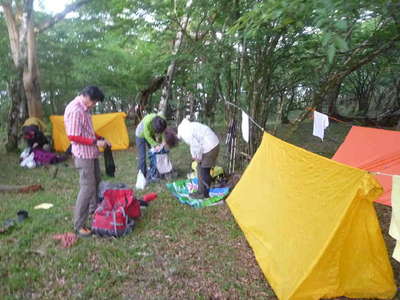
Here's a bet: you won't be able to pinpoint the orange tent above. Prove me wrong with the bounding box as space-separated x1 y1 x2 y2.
332 126 400 206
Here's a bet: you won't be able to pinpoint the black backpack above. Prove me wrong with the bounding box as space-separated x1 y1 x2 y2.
104 146 115 177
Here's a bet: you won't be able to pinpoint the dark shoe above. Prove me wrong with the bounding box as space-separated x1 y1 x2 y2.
76 227 92 238
17 210 29 222
139 200 149 207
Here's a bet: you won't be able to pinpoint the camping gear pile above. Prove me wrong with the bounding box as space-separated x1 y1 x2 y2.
187 161 225 184
20 147 68 168
136 146 176 190
166 178 229 208
20 117 68 168
147 146 174 181
92 182 157 237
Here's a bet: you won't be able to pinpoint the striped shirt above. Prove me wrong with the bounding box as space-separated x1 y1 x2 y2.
64 96 99 159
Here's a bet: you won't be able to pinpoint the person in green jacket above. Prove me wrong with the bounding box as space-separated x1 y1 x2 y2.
135 113 167 179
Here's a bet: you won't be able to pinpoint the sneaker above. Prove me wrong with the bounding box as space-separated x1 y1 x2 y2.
76 227 92 238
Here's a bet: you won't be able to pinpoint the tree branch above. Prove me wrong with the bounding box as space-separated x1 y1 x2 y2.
37 0 92 33
1 2 19 65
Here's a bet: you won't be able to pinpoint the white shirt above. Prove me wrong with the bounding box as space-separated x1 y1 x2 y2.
177 119 219 160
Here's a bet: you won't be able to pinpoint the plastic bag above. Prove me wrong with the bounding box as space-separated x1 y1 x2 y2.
20 148 31 159
156 153 173 174
20 152 36 168
135 170 147 190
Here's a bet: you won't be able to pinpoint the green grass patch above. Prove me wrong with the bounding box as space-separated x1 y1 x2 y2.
1 122 398 299
0 142 269 299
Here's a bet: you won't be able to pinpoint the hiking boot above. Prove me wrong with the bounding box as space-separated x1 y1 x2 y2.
76 227 92 238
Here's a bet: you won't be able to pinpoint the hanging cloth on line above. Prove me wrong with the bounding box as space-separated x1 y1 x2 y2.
241 111 249 143
313 111 329 141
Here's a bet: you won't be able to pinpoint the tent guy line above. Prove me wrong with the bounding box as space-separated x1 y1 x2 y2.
225 100 265 132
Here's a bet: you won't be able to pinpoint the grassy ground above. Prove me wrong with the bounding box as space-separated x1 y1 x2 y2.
0 140 271 299
0 121 398 299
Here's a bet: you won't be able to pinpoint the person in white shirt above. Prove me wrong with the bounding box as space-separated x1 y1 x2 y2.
177 119 219 198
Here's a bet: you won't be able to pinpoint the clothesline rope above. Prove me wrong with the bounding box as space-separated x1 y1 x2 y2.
308 107 353 126
225 100 265 132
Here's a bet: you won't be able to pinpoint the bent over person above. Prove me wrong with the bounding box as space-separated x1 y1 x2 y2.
135 113 167 180
64 86 111 237
177 118 219 199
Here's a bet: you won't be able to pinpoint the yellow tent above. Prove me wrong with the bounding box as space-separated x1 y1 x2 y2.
22 117 47 132
227 132 396 300
50 112 130 152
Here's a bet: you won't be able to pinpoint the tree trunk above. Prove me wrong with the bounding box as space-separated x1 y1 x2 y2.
273 93 286 135
1 0 92 151
188 92 196 120
24 24 43 118
175 95 186 125
326 81 342 116
158 0 193 115
6 70 26 152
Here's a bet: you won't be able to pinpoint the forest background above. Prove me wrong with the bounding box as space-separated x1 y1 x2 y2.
0 0 399 155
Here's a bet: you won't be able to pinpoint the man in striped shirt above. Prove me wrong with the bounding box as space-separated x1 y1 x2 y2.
64 86 111 237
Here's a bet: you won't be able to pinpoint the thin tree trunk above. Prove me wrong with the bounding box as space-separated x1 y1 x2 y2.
6 70 26 152
158 0 193 115
175 95 186 125
327 82 342 116
273 93 286 135
1 0 92 151
188 92 196 120
24 23 43 117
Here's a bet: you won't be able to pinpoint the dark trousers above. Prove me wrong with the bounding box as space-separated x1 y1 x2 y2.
196 144 220 198
136 136 150 177
197 166 212 197
74 158 101 230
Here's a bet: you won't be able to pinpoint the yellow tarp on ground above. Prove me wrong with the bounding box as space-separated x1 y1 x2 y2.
227 132 396 300
50 112 129 152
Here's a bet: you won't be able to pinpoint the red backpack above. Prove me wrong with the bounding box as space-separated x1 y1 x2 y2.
92 189 140 237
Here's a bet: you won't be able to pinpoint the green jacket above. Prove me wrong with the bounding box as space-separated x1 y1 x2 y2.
135 113 165 147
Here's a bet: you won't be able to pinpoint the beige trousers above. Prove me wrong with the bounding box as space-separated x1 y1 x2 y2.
74 158 101 230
